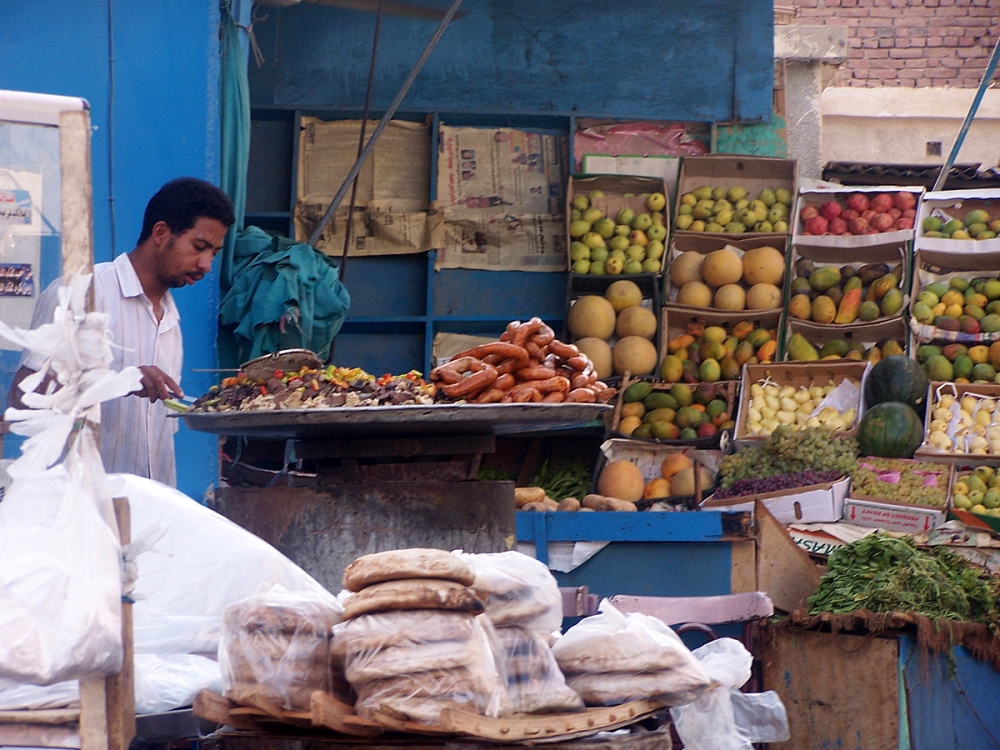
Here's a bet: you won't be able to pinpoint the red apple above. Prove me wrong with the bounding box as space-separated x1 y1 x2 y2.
819 201 842 221
829 217 848 235
800 205 819 222
895 217 914 230
902 208 916 220
697 422 718 438
894 191 917 211
843 231 854 236
806 216 829 235
862 209 878 222
841 209 860 221
848 216 870 234
870 193 894 213
865 228 880 235
846 193 869 213
888 207 902 220
871 213 896 232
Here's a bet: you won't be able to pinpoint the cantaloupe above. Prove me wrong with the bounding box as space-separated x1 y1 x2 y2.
613 336 658 376
702 248 743 287
567 295 616 340
575 337 613 380
616 306 657 340
714 283 746 311
605 280 643 312
745 283 782 310
742 246 784 286
597 460 645 503
670 251 704 287
677 281 713 307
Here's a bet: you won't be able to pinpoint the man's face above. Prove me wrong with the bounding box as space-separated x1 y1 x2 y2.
154 217 228 289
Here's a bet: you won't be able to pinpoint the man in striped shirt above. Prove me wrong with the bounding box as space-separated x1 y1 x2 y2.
11 178 235 486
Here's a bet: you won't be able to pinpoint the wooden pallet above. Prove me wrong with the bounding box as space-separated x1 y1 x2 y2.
193 690 668 744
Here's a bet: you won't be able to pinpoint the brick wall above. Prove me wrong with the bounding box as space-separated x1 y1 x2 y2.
783 0 1000 87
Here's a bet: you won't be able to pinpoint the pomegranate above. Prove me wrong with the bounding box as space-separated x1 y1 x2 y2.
841 209 860 221
805 216 829 235
829 217 848 235
895 217 914 230
800 205 819 222
862 209 878 222
902 208 916 220
848 216 870 234
893 191 917 212
888 207 902 220
865 228 880 235
819 201 842 222
846 193 869 213
871 213 896 232
870 193 894 213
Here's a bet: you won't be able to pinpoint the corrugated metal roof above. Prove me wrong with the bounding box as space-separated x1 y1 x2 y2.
822 162 1000 190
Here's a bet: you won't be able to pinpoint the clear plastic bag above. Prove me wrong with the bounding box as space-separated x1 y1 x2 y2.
134 654 223 715
494 626 583 714
670 638 789 750
219 589 344 711
453 550 563 634
335 610 507 725
551 599 710 707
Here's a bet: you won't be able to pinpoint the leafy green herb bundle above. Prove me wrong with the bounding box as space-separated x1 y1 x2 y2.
529 460 592 501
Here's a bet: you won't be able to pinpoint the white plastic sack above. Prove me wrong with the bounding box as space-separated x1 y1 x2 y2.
134 654 223 715
670 638 789 750
0 678 79 711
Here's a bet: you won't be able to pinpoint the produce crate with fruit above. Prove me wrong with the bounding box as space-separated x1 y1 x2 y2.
700 426 856 523
784 315 909 363
949 462 1000 532
658 306 781 385
734 360 870 442
666 234 787 315
592 438 721 509
788 243 909 328
917 381 1000 460
915 188 1000 253
566 278 660 382
610 374 737 446
909 248 1000 356
567 174 669 276
843 457 952 533
793 186 922 246
673 155 796 240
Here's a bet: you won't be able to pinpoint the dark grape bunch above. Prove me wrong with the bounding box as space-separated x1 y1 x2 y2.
851 457 948 508
714 469 843 499
719 426 859 489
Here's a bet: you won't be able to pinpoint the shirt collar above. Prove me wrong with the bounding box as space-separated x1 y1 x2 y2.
113 252 181 324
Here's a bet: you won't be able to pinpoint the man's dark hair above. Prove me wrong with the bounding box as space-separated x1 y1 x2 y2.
137 177 235 244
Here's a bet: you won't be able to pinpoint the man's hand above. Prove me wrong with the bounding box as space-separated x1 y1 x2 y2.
134 365 183 403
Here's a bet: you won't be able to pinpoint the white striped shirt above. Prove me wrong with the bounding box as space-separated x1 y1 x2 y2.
24 253 181 485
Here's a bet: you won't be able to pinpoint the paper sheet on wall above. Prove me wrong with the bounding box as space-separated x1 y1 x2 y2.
295 118 431 256
0 171 43 338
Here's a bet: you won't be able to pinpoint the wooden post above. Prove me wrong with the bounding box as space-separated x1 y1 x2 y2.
59 109 94 284
80 498 134 750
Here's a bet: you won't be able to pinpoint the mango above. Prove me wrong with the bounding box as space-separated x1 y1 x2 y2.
857 262 890 286
989 341 1000 370
834 287 863 324
858 301 880 322
916 344 942 363
982 314 1000 333
809 266 842 292
973 363 998 382
786 333 820 361
644 392 678 410
645 407 677 424
934 316 961 332
953 354 974 380
880 288 904 317
720 357 741 380
819 339 849 358
812 295 837 324
827 286 844 307
788 294 812 320
872 274 898 301
623 381 653 402
745 328 772 348
882 340 905 357
925 354 954 381
943 343 968 361
844 276 863 294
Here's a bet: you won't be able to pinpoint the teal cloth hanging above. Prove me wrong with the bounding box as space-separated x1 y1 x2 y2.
220 227 350 363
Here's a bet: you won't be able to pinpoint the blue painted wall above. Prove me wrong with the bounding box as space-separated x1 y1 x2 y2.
251 0 774 123
1 0 222 501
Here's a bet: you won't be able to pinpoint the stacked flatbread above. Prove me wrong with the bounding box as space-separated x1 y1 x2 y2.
335 549 506 725
551 601 711 708
457 551 583 714
219 590 344 711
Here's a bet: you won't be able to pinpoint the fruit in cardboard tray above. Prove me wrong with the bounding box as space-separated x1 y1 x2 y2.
612 336 658 376
671 251 704 286
714 284 746 311
597 460 645 503
786 333 819 361
677 281 713 307
741 246 785 286
851 458 948 507
702 248 743 286
788 294 812 320
744 380 858 437
670 466 714 497
605 279 643 312
661 322 776 384
576 337 613 380
646 192 667 212
616 306 657 340
675 186 790 234
745 283 782 310
805 216 828 235
568 296 617 340
857 402 924 459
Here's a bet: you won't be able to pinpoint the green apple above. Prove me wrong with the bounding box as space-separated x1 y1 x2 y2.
582 232 606 250
605 257 624 275
571 259 591 274
646 192 667 212
590 246 609 263
589 189 604 200
975 465 995 482
608 235 630 253
616 208 635 226
570 241 591 262
582 207 604 224
631 213 653 232
953 493 972 510
589 260 606 275
727 186 747 203
775 188 791 205
651 211 665 225
571 209 582 221
984 489 1000 509
614 224 631 237
626 244 646 261
571 195 590 212
624 259 643 274
647 223 667 243
609 249 627 263
569 219 591 238
628 230 649 247
758 189 776 207
594 217 616 239
641 258 662 273
645 240 664 261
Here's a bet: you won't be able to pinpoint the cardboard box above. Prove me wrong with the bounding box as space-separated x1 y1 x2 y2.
916 380 1000 461
594 438 722 505
665 233 790 312
846 457 951 534
793 185 923 249
701 476 850 525
567 174 670 276
783 316 910 362
659 305 783 382
915 188 1000 254
673 155 796 242
734 360 871 443
909 247 1000 346
786 526 850 558
944 460 1000 533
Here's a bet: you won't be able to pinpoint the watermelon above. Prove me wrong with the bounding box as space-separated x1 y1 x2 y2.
857 402 924 458
866 355 928 415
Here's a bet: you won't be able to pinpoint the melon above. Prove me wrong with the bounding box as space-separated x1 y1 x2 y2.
597 460 645 503
575 337 613 380
865 355 928 415
677 281 713 308
702 248 743 287
616 306 657 340
714 283 746 311
745 283 782 310
857 401 924 458
670 251 704 287
741 246 785 286
613 336 658 376
605 280 643 312
567 295 616 340
669 465 714 497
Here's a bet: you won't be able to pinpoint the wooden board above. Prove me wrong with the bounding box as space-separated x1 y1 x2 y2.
755 501 822 613
761 629 899 750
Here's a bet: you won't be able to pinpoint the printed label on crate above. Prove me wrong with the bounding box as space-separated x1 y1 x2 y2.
843 499 944 534
787 529 846 558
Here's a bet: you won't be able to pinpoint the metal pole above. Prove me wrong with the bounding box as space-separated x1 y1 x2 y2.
932 34 1000 192
308 0 464 246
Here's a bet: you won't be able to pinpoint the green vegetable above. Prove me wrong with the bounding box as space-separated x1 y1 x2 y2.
808 535 1000 624
529 460 592 501
477 466 514 482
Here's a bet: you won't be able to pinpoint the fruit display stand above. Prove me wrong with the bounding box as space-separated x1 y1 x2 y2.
783 315 909 363
942 461 1000 532
842 457 952 534
672 155 796 242
915 188 1000 253
792 186 922 245
916 380 1000 462
701 475 850 526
